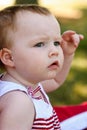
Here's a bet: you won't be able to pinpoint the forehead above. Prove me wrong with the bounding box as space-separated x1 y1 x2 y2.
15 11 61 34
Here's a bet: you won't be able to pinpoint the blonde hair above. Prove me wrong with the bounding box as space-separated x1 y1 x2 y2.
0 4 51 69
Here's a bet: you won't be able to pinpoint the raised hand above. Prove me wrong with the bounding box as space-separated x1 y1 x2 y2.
61 30 84 55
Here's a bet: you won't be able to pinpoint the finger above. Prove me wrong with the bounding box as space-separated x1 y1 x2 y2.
79 34 84 40
63 30 76 35
72 34 80 47
62 30 76 41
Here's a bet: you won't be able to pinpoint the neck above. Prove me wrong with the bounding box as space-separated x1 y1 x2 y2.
1 72 38 89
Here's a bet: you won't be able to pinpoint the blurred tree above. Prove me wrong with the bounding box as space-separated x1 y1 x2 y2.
15 0 38 4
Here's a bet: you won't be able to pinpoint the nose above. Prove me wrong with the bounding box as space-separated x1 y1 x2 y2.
48 45 59 58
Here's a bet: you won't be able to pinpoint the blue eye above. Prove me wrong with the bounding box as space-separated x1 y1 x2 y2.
34 42 44 47
54 41 60 46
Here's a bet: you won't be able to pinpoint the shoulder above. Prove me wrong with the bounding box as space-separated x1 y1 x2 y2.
0 90 35 130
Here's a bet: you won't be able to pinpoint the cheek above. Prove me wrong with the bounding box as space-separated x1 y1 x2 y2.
12 50 29 69
61 56 64 68
12 48 46 72
30 55 47 75
31 52 45 63
31 56 45 69
59 49 64 67
24 53 45 70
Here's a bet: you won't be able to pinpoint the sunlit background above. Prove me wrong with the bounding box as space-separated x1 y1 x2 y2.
0 0 87 105
0 0 87 29
0 0 15 10
0 0 87 19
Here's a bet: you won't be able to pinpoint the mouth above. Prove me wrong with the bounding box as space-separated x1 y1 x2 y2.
48 61 59 70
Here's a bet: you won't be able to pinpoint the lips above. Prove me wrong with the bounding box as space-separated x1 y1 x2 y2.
48 61 59 70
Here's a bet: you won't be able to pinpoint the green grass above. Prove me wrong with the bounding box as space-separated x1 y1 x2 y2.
48 8 87 106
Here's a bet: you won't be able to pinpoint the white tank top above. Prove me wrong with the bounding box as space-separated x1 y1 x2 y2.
0 80 61 130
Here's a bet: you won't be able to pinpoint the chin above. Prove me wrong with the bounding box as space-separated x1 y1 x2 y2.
47 72 57 79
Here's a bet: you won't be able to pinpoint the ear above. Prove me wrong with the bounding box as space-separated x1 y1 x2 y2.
0 48 15 67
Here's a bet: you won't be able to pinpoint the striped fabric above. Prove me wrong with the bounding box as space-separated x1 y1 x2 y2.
0 81 61 130
28 84 61 130
32 110 60 129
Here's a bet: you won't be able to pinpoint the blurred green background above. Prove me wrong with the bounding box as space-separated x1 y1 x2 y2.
0 0 87 106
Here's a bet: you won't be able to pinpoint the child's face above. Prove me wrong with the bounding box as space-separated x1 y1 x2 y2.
10 11 64 84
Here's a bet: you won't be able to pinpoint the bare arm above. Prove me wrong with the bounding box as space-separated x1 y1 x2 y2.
41 31 84 92
0 91 35 130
